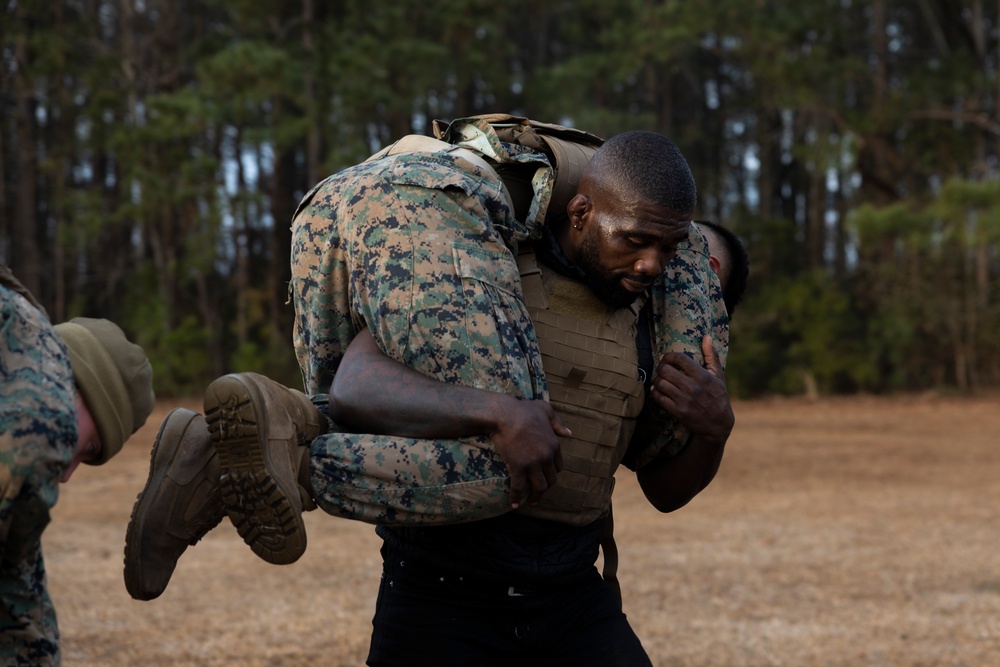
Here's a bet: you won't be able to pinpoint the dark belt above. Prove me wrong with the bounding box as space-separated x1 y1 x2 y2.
504 583 541 597
392 557 546 598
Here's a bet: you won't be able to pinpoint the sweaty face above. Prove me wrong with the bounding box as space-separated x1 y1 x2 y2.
575 234 644 310
575 192 692 310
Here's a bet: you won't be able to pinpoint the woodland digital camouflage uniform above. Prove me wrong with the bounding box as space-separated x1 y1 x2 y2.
630 225 730 469
0 281 77 667
289 134 728 526
291 146 549 524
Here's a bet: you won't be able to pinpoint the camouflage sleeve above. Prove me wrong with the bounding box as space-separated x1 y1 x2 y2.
0 543 61 665
291 152 550 526
0 286 75 663
0 287 77 561
622 224 730 470
290 152 546 402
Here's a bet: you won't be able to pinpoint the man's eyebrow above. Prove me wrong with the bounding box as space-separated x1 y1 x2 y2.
616 227 664 240
619 226 688 242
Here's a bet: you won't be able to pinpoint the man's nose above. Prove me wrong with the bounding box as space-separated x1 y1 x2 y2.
633 249 668 276
59 459 82 484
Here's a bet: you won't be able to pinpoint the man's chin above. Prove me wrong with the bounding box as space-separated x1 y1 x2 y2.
585 278 640 310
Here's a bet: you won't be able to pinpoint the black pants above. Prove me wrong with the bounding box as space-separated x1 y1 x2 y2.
367 548 652 667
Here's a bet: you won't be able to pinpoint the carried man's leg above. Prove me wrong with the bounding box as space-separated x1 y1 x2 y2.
123 408 223 601
125 374 323 600
125 154 541 600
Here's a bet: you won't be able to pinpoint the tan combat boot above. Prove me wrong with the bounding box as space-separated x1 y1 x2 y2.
124 408 225 601
203 372 324 565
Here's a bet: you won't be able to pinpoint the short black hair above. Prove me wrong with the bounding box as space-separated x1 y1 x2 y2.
588 131 697 213
697 220 749 317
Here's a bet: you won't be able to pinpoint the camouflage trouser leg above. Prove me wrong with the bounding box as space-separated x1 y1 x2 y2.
0 545 60 667
0 286 75 665
291 164 546 525
309 432 511 525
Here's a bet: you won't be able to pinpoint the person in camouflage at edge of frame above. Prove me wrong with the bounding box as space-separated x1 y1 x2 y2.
0 270 76 665
0 266 154 666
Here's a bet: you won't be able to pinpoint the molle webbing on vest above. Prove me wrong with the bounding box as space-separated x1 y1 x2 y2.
531 309 644 418
515 251 645 526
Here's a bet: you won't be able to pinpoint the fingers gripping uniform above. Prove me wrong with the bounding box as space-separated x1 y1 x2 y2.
0 284 76 666
290 149 550 524
626 225 730 468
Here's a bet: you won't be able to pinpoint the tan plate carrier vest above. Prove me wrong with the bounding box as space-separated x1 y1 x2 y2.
514 249 646 527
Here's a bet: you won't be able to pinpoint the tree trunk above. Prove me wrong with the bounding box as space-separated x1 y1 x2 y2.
0 49 7 261
303 0 320 187
12 32 41 300
51 0 69 323
234 125 250 350
806 153 825 270
757 112 777 221
270 133 296 350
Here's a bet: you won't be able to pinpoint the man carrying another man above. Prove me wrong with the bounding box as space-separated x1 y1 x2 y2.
126 116 744 665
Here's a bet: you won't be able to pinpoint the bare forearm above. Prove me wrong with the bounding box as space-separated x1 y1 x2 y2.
638 335 734 512
329 332 512 438
636 431 727 512
330 328 568 505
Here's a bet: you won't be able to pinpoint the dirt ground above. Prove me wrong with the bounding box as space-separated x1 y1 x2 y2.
46 395 999 666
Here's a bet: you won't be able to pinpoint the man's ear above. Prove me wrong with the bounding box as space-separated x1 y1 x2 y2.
708 254 721 276
566 194 590 228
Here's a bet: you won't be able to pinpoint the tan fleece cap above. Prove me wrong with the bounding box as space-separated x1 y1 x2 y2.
54 318 155 464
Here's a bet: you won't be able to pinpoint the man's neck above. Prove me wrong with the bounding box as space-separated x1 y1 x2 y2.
535 220 586 281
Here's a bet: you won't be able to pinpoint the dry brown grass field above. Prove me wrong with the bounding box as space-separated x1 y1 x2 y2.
46 395 999 666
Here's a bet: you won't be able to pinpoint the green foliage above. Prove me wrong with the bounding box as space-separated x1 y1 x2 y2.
125 300 213 399
5 0 1000 397
727 271 878 396
148 316 214 398
849 174 1000 391
229 338 303 392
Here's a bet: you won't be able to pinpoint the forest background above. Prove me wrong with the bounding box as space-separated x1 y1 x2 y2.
3 0 999 399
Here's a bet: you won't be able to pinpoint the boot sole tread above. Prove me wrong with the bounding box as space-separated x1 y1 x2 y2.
205 376 306 565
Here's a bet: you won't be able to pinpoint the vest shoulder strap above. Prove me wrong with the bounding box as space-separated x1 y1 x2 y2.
432 114 604 216
364 134 514 212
